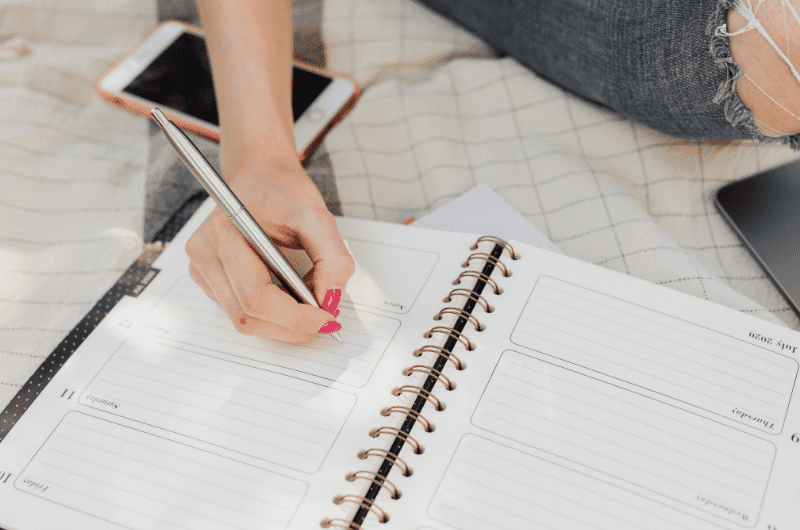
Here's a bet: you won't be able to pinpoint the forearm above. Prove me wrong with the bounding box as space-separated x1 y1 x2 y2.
196 0 298 175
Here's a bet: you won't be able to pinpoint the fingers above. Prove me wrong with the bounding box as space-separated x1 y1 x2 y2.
188 262 216 302
186 210 339 343
216 223 335 332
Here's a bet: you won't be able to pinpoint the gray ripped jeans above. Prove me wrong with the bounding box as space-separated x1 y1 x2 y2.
416 0 799 148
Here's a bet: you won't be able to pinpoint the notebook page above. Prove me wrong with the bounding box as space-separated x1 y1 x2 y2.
387 240 800 530
0 199 487 530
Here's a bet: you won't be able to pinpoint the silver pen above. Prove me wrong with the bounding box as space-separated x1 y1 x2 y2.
150 108 343 343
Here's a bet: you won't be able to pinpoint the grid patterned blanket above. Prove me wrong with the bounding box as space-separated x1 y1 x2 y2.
0 0 155 408
2 0 800 412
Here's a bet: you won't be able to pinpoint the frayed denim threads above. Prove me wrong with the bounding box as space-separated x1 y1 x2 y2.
709 0 800 147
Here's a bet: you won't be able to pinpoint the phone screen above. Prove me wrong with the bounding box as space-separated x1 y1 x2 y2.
123 32 332 124
716 159 800 315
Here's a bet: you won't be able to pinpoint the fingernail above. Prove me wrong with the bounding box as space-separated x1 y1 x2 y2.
318 320 342 334
323 286 342 318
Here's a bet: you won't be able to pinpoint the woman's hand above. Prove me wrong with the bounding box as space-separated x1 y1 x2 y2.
185 156 355 344
191 0 353 343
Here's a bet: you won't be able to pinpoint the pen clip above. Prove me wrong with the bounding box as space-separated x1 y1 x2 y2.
150 108 242 218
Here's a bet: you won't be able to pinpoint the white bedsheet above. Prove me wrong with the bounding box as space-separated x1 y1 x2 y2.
0 0 155 408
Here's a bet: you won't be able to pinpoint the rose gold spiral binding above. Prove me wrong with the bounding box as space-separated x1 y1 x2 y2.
381 405 435 432
346 471 401 499
358 448 413 476
471 235 518 259
443 288 493 313
413 344 466 370
423 325 475 351
454 270 502 295
333 495 389 522
403 365 456 391
433 307 484 332
320 518 361 529
369 426 424 454
325 236 515 529
391 385 445 411
462 252 510 276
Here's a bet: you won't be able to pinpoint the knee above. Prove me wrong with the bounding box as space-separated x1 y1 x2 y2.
727 0 800 137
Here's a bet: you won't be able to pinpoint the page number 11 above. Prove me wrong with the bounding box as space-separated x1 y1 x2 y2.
0 472 11 484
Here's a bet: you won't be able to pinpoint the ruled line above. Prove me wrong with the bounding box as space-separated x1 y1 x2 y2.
160 309 385 345
51 437 292 509
165 288 398 335
527 311 784 406
540 283 795 373
65 422 303 496
84 386 319 461
451 472 641 530
502 361 769 458
516 329 778 419
31 463 255 530
23 474 197 530
111 359 345 422
484 394 759 483
42 448 286 523
457 442 690 529
476 412 755 499
161 323 374 372
104 366 340 432
92 378 327 446
441 490 571 530
532 301 788 393
169 281 397 332
118 351 340 402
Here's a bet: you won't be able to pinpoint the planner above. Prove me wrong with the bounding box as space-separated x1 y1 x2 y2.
1 197 800 530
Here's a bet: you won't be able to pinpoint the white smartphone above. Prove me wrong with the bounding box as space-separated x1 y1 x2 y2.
97 21 360 162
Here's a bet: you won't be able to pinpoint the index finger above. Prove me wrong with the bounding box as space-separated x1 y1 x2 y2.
296 208 357 306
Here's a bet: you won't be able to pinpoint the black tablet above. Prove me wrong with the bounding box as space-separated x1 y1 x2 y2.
716 159 800 316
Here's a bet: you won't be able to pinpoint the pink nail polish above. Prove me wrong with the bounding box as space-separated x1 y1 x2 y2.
319 321 342 334
323 287 342 318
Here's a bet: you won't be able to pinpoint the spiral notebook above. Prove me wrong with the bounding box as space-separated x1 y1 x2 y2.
2 197 800 530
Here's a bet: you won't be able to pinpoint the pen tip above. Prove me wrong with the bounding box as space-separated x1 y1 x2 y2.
331 331 343 344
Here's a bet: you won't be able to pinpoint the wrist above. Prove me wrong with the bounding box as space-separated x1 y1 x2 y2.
220 135 303 179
